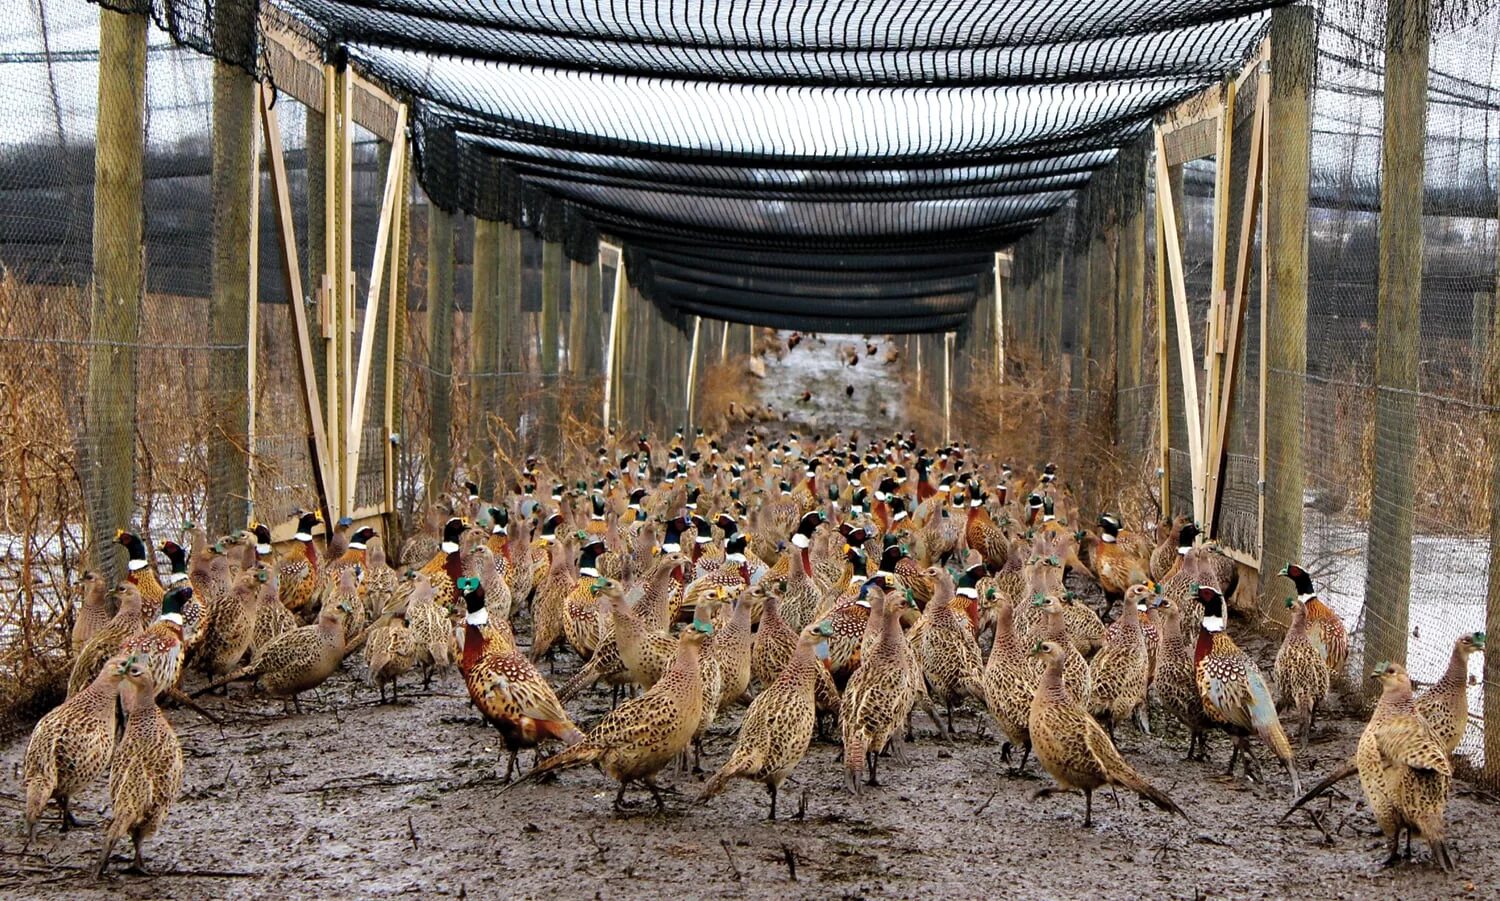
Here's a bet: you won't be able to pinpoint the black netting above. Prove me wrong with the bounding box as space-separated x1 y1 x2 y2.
54 0 1290 328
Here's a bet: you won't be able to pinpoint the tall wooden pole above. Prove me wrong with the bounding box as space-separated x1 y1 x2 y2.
540 241 563 455
87 7 146 579
207 4 256 536
1263 7 1314 613
471 218 500 494
1363 0 1428 690
497 223 522 455
426 204 455 498
1485 170 1500 785
685 316 702 430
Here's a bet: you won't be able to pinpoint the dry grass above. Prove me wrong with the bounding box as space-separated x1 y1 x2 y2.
695 355 763 435
935 347 1160 528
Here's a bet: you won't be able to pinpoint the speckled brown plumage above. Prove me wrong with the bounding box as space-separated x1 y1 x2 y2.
1357 663 1454 871
1028 640 1186 827
68 584 144 697
365 609 416 704
839 587 918 794
699 623 827 818
1273 596 1329 750
512 624 710 811
71 571 111 654
982 588 1036 773
24 654 127 843
97 658 184 876
1415 632 1485 756
1088 583 1151 737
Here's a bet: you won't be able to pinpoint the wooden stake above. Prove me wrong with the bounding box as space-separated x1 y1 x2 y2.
260 83 334 517
86 7 146 579
1363 0 1429 693
426 203 455 498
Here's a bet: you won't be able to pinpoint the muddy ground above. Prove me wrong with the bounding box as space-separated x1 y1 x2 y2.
3 606 1497 901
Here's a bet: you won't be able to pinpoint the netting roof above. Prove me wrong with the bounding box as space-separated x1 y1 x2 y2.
109 0 1287 331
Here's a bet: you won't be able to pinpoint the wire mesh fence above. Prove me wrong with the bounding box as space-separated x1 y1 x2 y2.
1002 1 1499 785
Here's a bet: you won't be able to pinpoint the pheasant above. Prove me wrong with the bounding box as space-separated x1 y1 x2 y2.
1195 586 1301 794
1273 594 1329 750
71 570 111 653
111 584 187 695
365 607 416 704
96 656 184 877
1149 514 1193 581
510 619 713 812
840 584 919 794
1027 595 1092 708
458 578 583 781
1279 563 1348 680
417 516 472 615
750 587 846 713
1150 593 1211 761
278 510 324 616
250 565 297 658
912 566 986 734
699 620 833 819
1087 582 1152 738
706 584 755 708
23 653 128 844
401 572 455 689
982 587 1037 774
200 597 349 712
1417 631 1485 755
1358 662 1454 871
1028 640 1187 827
68 583 144 697
359 534 400 621
196 566 265 679
1083 513 1149 604
114 529 165 625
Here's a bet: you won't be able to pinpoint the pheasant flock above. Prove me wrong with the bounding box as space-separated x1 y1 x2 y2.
21 428 1486 879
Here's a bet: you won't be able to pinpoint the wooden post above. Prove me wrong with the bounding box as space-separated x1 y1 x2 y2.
1364 0 1428 690
384 151 411 545
1118 155 1146 443
585 258 604 376
568 259 589 429
943 332 953 444
87 7 146 577
685 316 702 429
471 218 500 494
540 241 563 454
569 260 588 379
603 251 625 430
207 7 257 536
426 203 455 497
497 223 523 452
1485 186 1500 786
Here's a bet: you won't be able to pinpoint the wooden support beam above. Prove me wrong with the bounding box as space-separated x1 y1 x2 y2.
540 241 564 454
1368 0 1422 689
86 8 146 578
426 203 456 497
602 248 625 431
685 316 702 429
569 259 588 379
208 38 257 536
471 217 500 492
943 332 954 444
1363 0 1428 692
346 104 407 512
384 151 410 544
1485 133 1500 787
1205 72 1267 542
1154 129 1206 525
1118 154 1146 445
260 82 335 519
497 223 523 452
